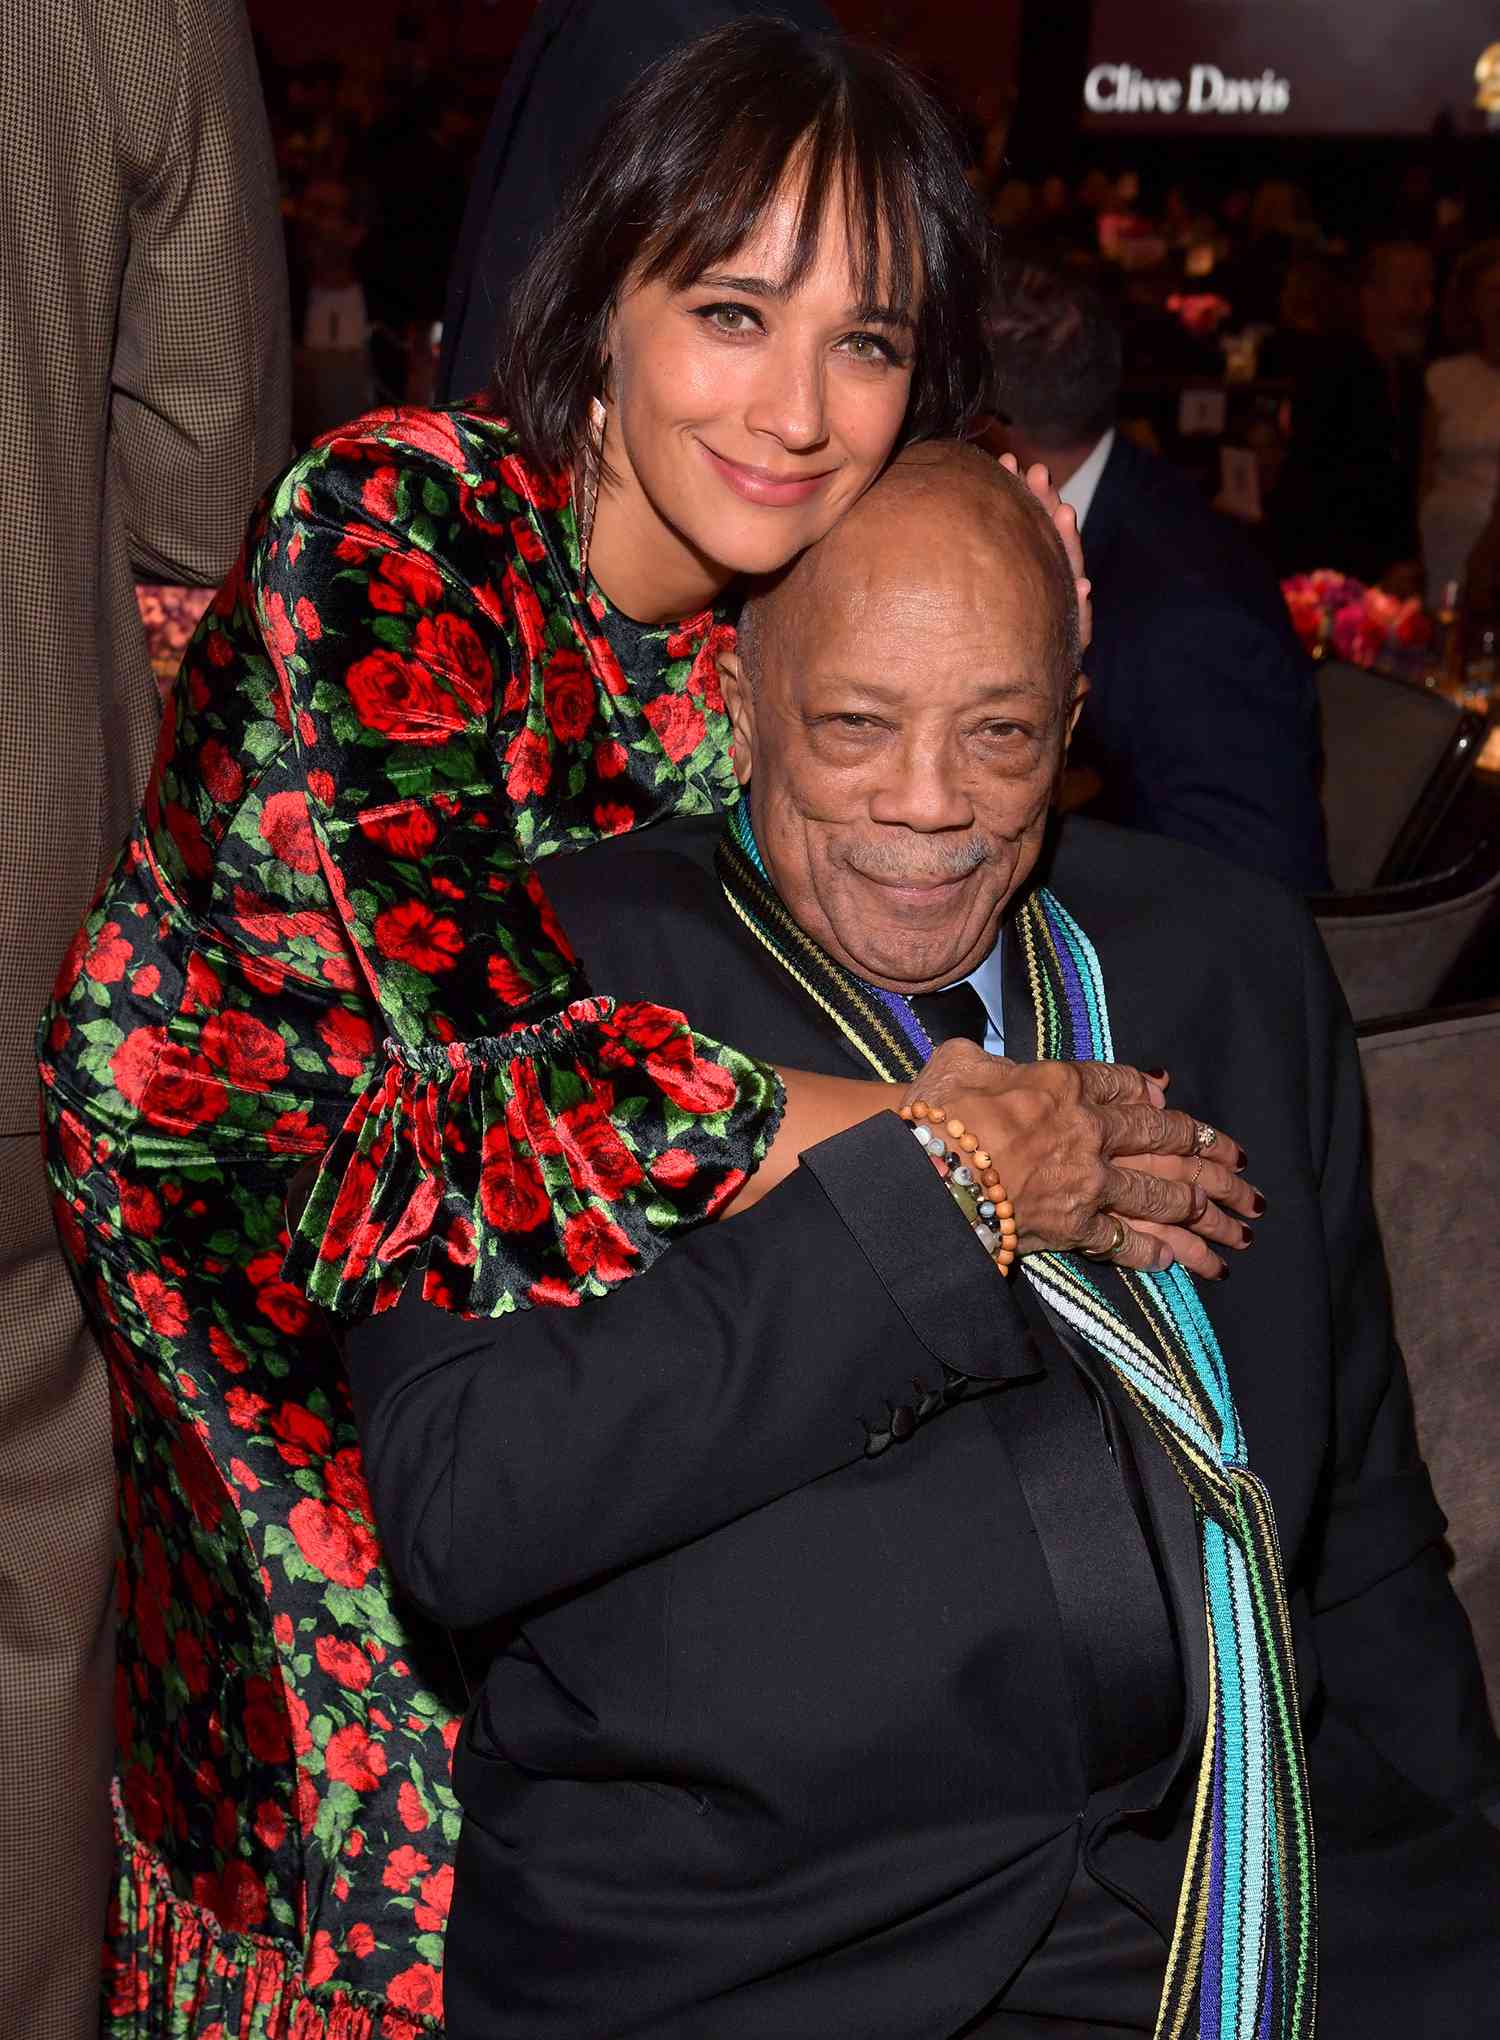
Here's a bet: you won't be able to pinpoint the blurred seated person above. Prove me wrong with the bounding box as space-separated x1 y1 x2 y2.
1267 239 1433 590
287 171 374 445
986 262 1330 892
1421 239 1500 605
348 446 1500 2039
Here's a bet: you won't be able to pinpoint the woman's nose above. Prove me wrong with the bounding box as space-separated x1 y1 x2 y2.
743 346 828 453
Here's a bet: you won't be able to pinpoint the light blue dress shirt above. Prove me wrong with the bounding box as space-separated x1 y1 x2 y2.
959 935 1005 1058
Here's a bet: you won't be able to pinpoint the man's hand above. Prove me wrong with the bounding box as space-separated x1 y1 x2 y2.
901 1040 1259 1279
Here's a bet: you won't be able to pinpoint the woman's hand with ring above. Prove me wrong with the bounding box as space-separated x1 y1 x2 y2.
897 1042 1236 1271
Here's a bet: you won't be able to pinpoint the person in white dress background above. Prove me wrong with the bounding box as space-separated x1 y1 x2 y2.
1422 241 1500 605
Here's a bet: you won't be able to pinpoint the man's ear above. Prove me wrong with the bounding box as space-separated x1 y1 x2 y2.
718 646 756 787
1064 671 1089 748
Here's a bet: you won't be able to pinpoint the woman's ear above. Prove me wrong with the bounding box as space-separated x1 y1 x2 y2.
717 647 755 786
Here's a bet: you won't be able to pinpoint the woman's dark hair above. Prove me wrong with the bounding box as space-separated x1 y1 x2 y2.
496 17 992 474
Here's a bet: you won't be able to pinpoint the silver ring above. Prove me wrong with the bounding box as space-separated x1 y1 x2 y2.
1193 1120 1218 1156
1084 1215 1128 1262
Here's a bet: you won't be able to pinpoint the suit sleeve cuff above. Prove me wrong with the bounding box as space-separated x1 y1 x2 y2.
798 1112 1043 1383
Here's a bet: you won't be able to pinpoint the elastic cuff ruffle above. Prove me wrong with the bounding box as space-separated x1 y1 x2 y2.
283 996 784 1320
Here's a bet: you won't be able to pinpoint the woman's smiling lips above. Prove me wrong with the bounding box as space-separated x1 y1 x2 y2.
697 441 834 506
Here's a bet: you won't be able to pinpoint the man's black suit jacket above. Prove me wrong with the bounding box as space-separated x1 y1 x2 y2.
348 816 1500 2038
437 0 838 403
1076 432 1331 893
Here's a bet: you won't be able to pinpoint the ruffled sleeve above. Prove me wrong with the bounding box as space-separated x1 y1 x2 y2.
245 408 781 1317
282 998 783 1318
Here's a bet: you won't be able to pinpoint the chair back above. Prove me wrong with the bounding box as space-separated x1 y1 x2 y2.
1358 1000 1500 1710
1312 844 1500 1024
1317 660 1486 888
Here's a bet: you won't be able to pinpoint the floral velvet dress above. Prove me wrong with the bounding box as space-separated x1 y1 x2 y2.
38 406 781 2037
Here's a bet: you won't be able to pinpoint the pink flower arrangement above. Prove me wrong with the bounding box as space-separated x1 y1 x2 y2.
1165 292 1232 337
1281 570 1434 676
135 583 215 695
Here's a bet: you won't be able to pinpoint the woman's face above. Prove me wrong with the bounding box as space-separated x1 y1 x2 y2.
592 177 918 620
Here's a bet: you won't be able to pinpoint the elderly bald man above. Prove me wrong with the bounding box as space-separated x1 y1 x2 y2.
348 446 1500 2040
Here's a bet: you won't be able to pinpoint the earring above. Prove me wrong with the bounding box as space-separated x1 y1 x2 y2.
575 394 607 587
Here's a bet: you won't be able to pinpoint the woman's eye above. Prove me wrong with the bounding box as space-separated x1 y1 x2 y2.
694 302 758 334
841 331 900 365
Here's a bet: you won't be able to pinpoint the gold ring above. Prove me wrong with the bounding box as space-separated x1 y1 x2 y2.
1084 1215 1128 1261
1189 1156 1205 1188
1193 1120 1218 1156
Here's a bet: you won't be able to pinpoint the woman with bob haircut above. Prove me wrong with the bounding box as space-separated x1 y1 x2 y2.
38 18 1122 2033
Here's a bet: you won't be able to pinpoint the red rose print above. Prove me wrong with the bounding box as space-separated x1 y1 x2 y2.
358 801 439 859
594 738 628 779
258 790 320 873
57 1107 93 1176
325 1723 387 1792
685 620 734 710
315 1635 373 1691
346 649 460 745
85 922 132 983
345 1923 375 1958
268 1399 331 1467
243 1675 293 1763
253 1799 286 1852
542 647 594 744
388 1962 443 2016
562 1207 637 1283
414 611 493 720
503 725 551 801
501 565 546 662
397 1780 429 1832
666 611 715 660
134 1046 230 1134
201 1010 289 1093
486 951 534 1006
128 963 159 997
323 1446 373 1518
247 1256 313 1335
643 690 707 764
650 1148 698 1190
555 1095 643 1202
288 1497 379 1589
217 1860 268 1931
207 1325 247 1375
706 1167 748 1215
382 1845 430 1893
479 1123 552 1231
645 1035 737 1115
198 740 243 805
119 1183 163 1236
593 801 634 836
317 1006 376 1079
598 1002 685 1054
319 1152 380 1265
373 899 463 973
361 465 400 523
262 590 298 660
523 870 576 963
381 408 467 471
499 452 568 509
183 951 222 1013
162 802 213 879
294 597 322 641
127 1269 189 1338
225 1386 269 1430
414 1861 453 1931
305 1930 339 1987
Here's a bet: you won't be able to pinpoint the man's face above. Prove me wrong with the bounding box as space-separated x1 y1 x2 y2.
723 500 1081 995
1362 247 1434 357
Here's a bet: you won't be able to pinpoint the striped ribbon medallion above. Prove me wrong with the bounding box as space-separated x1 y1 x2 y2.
717 806 1316 2040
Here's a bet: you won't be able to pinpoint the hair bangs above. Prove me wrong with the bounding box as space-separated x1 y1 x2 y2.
498 17 991 474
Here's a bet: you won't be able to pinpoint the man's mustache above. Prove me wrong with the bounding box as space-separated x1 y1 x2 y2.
840 835 996 883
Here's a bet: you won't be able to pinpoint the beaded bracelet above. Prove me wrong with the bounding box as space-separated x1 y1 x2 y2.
898 1101 1020 1275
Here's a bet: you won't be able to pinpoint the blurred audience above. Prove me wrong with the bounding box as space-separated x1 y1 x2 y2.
0 3 289 2033
988 262 1330 892
1269 240 1434 589
1422 241 1500 605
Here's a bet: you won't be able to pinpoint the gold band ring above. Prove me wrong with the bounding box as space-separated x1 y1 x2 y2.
1084 1214 1129 1262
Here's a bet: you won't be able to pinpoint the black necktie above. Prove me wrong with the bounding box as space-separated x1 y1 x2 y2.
908 983 990 1049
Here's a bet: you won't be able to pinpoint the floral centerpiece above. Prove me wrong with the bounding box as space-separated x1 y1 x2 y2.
1281 570 1434 677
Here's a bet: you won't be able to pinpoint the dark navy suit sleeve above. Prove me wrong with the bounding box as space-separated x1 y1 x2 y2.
346 1113 1037 1629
